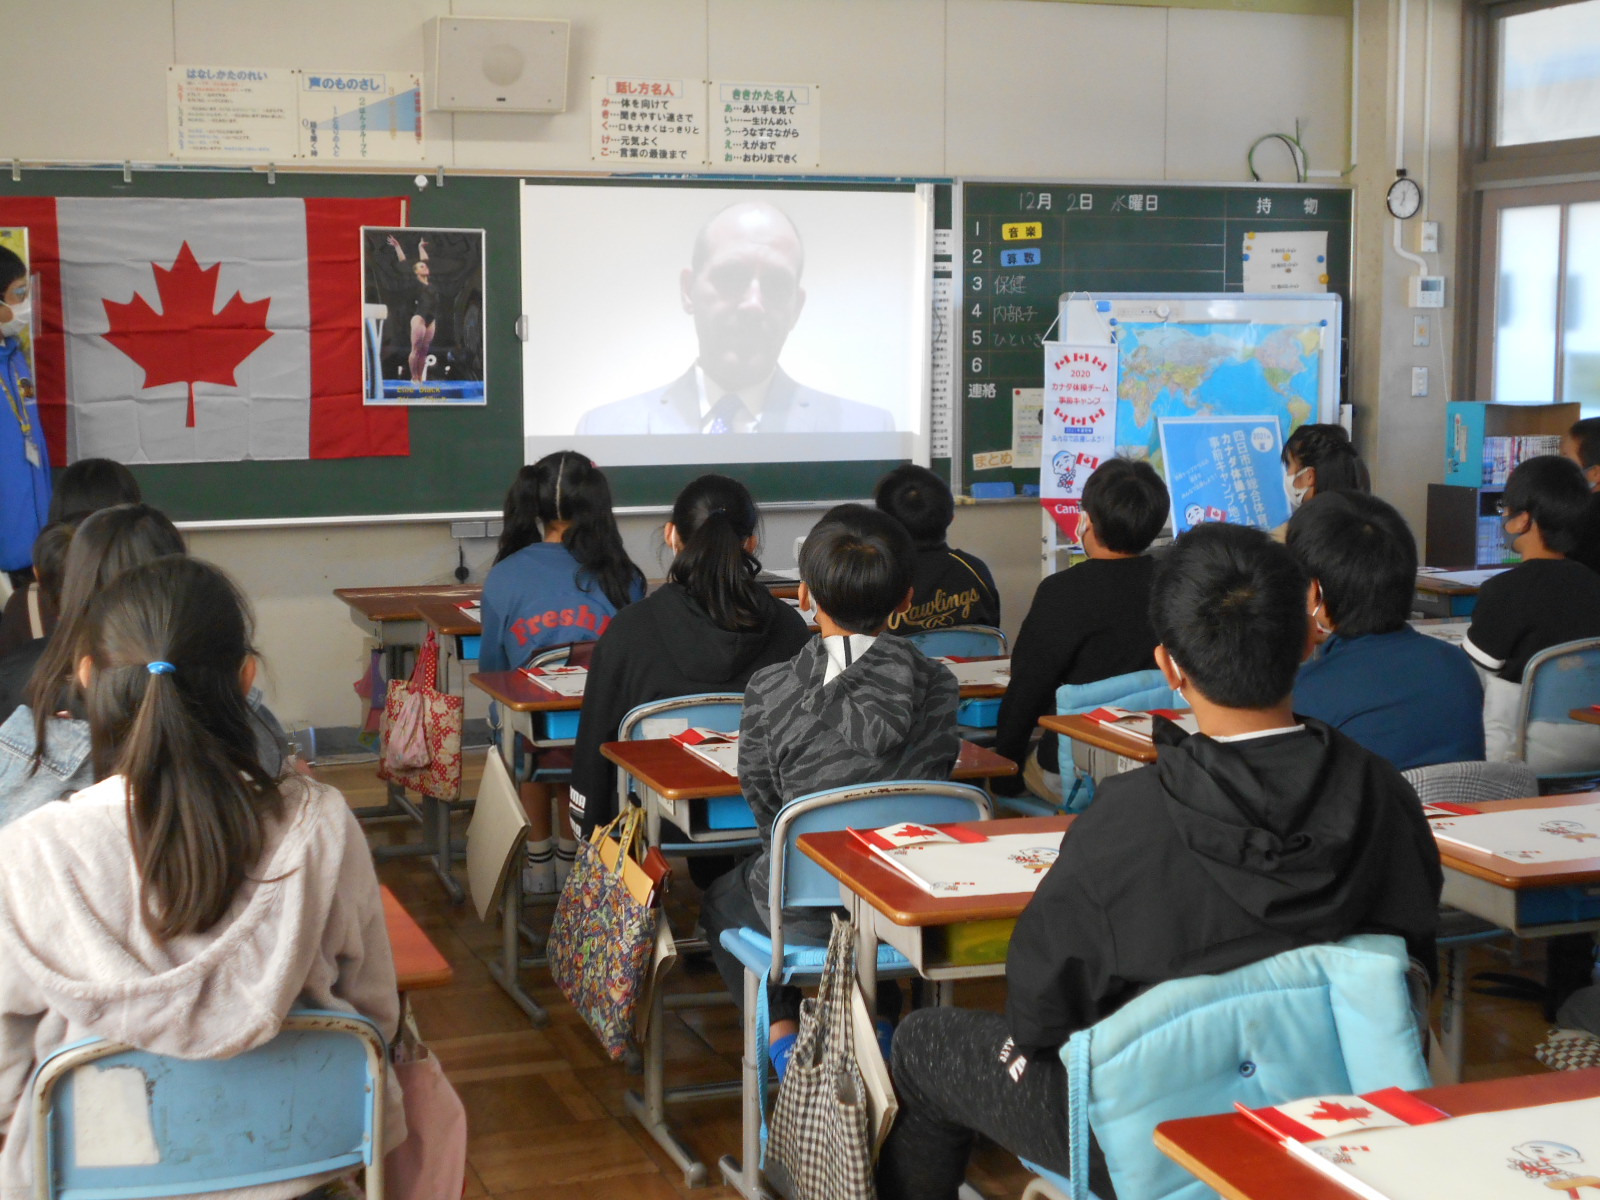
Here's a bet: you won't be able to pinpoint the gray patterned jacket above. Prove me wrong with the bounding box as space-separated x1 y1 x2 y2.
738 634 961 923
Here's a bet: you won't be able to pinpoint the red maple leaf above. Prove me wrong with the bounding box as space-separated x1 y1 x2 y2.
1306 1101 1374 1124
102 242 273 427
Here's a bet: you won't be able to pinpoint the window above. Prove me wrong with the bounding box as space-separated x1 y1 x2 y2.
1495 0 1600 147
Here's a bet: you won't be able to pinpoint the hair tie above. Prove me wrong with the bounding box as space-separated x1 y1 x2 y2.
708 506 727 517
554 456 567 519
147 661 176 675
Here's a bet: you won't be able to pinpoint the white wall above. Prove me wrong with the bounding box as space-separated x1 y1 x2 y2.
11 0 1381 728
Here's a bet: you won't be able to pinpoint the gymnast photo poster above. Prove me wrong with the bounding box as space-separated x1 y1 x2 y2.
360 226 485 405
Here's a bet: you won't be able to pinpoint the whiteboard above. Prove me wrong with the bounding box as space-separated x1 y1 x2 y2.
1059 292 1343 427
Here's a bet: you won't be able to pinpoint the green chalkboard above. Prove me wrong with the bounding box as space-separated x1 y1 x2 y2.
1 169 925 520
956 181 1353 496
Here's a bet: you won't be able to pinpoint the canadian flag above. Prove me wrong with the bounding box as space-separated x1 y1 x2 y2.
0 196 410 464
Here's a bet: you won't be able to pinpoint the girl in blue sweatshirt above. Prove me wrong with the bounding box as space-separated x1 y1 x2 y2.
481 451 644 890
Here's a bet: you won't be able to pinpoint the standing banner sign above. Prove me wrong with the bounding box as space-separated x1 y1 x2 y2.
1158 415 1290 535
1040 342 1117 540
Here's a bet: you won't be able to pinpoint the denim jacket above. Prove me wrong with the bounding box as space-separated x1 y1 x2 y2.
0 691 288 830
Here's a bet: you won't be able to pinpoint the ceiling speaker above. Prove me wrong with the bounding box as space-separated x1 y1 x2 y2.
424 16 570 113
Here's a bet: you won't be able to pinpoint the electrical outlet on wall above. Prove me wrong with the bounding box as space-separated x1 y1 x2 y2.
1413 316 1430 347
1411 366 1429 397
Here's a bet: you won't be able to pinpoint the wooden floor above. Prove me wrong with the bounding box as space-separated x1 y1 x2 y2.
341 752 1564 1200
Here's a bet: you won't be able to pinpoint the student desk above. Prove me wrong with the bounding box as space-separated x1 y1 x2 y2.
415 596 481 693
1037 712 1162 766
1155 1067 1600 1200
335 583 481 679
382 885 454 992
1433 793 1600 1081
1412 572 1484 619
798 814 1072 1000
596 737 1018 1186
1571 707 1600 727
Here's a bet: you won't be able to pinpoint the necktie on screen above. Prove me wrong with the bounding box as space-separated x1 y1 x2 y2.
705 393 747 434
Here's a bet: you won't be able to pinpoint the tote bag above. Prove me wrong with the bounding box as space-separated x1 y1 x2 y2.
377 631 464 801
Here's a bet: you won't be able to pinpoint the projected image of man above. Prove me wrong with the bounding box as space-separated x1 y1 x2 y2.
575 202 895 435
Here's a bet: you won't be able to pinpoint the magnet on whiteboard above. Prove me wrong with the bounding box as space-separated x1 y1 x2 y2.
1156 304 1170 319
415 174 430 189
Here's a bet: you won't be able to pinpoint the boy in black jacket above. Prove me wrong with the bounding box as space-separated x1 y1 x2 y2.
874 465 1001 633
878 522 1442 1200
699 504 961 1068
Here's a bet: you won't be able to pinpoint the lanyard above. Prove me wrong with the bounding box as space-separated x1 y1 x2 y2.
0 364 30 439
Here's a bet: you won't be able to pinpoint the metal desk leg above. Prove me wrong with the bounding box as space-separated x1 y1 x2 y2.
854 893 879 1001
421 793 466 903
1433 944 1467 1084
485 867 549 1026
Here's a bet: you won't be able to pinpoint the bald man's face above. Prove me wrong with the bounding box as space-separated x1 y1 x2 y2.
681 206 806 392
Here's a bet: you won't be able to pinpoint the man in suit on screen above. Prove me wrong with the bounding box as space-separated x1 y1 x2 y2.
575 201 895 435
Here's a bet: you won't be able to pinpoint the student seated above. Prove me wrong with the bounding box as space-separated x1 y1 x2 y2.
0 557 406 1195
1465 455 1600 763
1288 492 1484 769
568 474 811 838
1282 423 1370 512
877 523 1442 1200
1559 416 1600 574
480 452 645 891
698 504 960 1070
874 464 1000 633
0 521 73 708
0 505 288 827
992 457 1168 802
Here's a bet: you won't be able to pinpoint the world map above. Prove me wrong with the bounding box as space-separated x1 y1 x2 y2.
1113 322 1322 469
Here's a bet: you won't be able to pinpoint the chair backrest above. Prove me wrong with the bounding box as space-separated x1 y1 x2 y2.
1401 759 1539 805
32 1010 386 1200
765 781 992 975
616 693 752 844
522 640 597 673
1064 934 1429 1200
1515 637 1600 767
904 625 1008 658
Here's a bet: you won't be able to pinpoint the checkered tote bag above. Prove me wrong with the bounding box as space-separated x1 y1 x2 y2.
765 914 876 1200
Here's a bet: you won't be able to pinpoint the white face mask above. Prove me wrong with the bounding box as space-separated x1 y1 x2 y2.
1284 466 1311 510
0 293 31 338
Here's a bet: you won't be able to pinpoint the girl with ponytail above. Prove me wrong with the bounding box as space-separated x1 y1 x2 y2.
481 452 645 891
569 474 809 839
0 557 404 1192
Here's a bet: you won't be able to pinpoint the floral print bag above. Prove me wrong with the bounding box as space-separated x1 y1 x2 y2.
546 806 659 1059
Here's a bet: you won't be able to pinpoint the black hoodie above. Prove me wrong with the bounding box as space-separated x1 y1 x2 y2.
569 582 811 836
1004 717 1442 1055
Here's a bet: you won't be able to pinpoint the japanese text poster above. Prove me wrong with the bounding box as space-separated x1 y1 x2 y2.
1158 416 1290 535
1040 343 1117 539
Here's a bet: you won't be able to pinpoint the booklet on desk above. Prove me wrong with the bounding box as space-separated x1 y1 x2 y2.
521 664 587 698
1082 706 1198 741
936 657 1011 688
1242 1095 1600 1200
457 602 482 622
670 727 740 775
1430 801 1600 864
850 824 1065 898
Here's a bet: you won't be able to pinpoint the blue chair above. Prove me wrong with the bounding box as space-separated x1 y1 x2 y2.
1019 934 1430 1200
31 1010 387 1200
717 780 993 1200
904 626 1010 735
998 669 1182 817
1510 637 1600 790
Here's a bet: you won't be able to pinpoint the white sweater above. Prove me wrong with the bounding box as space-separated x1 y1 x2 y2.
0 774 405 1199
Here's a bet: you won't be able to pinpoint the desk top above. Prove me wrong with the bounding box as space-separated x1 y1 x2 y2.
1414 572 1484 596
416 596 482 638
949 656 1010 700
1571 707 1600 728
1435 793 1600 889
1037 711 1175 764
335 584 481 623
798 814 1072 926
1155 1068 1600 1200
471 669 583 711
600 738 1019 802
382 885 453 991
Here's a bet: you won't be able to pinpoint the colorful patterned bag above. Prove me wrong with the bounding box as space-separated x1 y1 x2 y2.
376 631 464 801
765 914 876 1200
546 807 659 1059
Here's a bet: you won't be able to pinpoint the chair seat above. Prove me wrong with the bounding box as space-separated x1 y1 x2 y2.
720 926 911 984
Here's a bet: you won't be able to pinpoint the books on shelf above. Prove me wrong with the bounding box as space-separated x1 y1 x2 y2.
520 664 587 697
1081 706 1198 742
669 727 740 775
1430 802 1600 864
936 657 1011 688
848 822 1065 897
1240 1092 1600 1200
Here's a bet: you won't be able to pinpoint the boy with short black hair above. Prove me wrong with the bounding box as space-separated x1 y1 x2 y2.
1289 492 1484 769
1560 417 1600 573
698 503 961 1064
874 464 1001 632
878 523 1442 1200
1466 455 1600 761
993 457 1168 800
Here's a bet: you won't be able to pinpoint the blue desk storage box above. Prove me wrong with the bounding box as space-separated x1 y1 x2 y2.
957 697 1001 728
1519 885 1600 926
703 794 757 831
540 710 581 739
